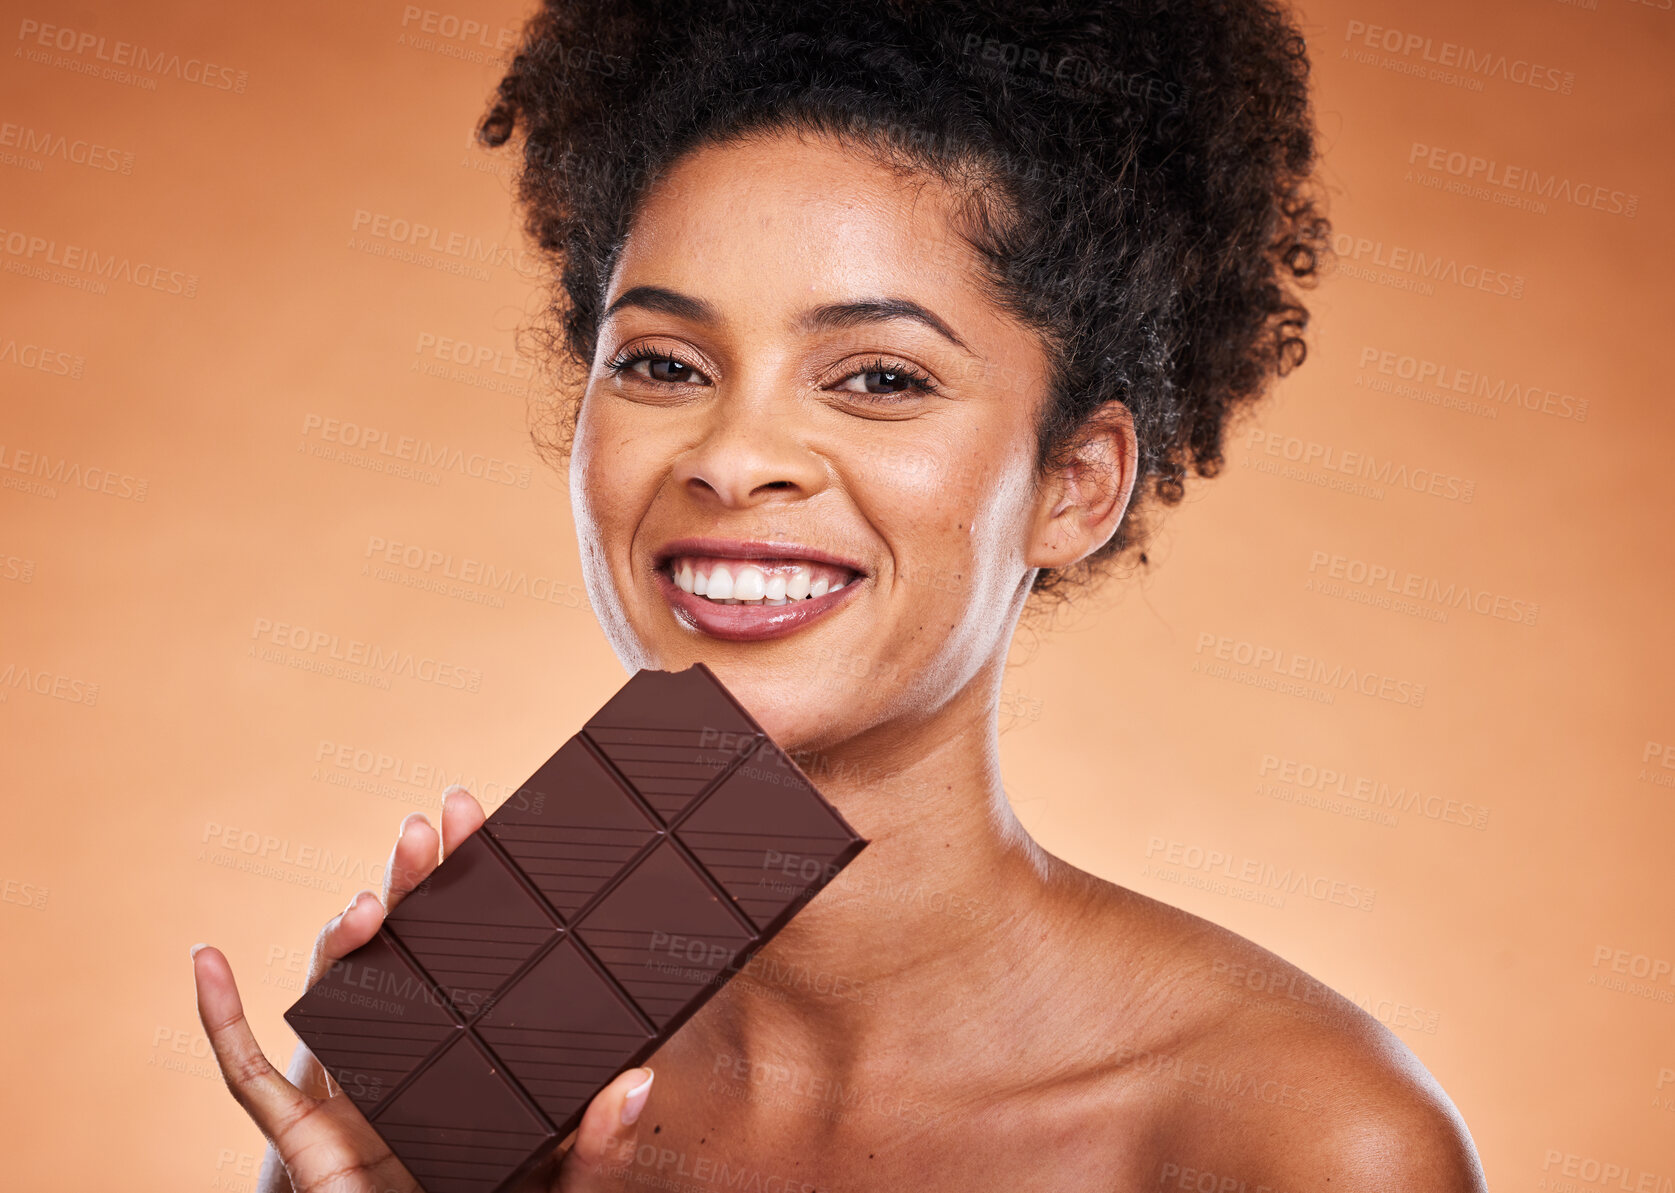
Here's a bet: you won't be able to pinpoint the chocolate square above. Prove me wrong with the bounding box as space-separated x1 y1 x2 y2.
485 737 660 918
677 751 862 930
384 833 560 1017
371 1034 555 1193
285 931 458 1113
576 841 757 1027
475 937 655 1126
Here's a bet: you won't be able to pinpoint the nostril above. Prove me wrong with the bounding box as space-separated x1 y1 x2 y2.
675 447 820 506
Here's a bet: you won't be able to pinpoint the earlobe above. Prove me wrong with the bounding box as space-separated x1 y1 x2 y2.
1025 402 1138 570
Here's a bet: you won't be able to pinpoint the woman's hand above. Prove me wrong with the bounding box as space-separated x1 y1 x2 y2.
192 788 656 1193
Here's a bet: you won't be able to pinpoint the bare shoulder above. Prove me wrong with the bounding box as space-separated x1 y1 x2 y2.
1212 999 1491 1193
1071 881 1488 1192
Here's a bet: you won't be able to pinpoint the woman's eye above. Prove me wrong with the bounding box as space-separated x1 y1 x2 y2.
609 349 708 385
838 367 928 395
632 355 699 383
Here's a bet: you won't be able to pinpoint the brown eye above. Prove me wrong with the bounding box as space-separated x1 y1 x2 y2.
857 369 914 394
835 361 934 397
609 348 709 386
638 356 695 383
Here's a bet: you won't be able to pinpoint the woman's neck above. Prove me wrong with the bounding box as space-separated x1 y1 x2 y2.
690 672 1093 1087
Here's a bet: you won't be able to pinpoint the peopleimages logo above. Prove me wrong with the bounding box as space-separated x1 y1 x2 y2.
349 210 541 278
1329 232 1524 299
1355 345 1590 423
0 443 149 501
412 332 533 380
249 616 483 692
1306 549 1539 627
1245 427 1475 503
0 227 198 297
1407 142 1639 218
1257 754 1492 831
1144 837 1377 912
14 18 250 92
397 6 520 53
1538 1150 1673 1192
363 534 586 609
0 121 134 173
0 661 99 706
1342 20 1575 94
299 414 533 489
0 335 85 378
1194 630 1427 708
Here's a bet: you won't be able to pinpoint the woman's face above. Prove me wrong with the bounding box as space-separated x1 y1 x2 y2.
570 130 1121 749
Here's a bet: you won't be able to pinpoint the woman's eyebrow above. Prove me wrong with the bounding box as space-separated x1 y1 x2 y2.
601 285 717 325
601 286 973 356
796 298 973 355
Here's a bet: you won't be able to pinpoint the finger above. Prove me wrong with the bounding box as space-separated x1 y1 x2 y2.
192 944 319 1141
282 889 386 1101
555 1068 654 1191
381 811 441 910
283 1037 334 1103
439 786 486 859
305 890 386 988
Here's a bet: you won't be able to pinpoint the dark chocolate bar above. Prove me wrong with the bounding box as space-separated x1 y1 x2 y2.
284 664 868 1192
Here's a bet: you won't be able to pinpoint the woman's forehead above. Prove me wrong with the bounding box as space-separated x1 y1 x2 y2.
608 134 1005 340
628 137 977 275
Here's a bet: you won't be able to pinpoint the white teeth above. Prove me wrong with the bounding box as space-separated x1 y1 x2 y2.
669 556 854 605
732 566 766 601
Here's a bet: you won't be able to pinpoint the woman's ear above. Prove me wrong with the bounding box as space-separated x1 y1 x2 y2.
1024 401 1140 571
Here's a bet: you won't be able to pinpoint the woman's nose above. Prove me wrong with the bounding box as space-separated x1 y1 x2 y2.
670 397 828 509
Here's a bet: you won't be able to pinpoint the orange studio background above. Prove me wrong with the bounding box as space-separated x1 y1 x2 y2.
2 0 1672 1189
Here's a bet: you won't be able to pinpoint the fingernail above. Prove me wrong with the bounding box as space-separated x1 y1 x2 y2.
399 811 431 837
442 784 467 799
189 942 208 959
343 890 367 916
620 1068 654 1126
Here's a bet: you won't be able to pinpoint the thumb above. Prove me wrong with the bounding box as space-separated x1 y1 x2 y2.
555 1067 655 1190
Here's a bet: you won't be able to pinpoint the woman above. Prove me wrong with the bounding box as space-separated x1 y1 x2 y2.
193 0 1490 1188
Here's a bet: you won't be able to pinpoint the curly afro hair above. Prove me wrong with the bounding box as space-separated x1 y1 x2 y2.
479 0 1330 595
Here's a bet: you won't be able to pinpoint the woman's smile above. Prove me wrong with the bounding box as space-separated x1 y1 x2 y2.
653 538 867 641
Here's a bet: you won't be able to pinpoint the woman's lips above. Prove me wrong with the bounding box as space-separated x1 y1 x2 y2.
655 555 861 641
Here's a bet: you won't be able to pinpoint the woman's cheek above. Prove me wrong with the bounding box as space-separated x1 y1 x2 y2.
575 402 651 539
850 438 989 602
851 436 949 501
932 437 1042 614
569 405 641 592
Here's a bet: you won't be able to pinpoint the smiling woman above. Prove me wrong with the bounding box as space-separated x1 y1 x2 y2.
190 1 1492 1190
